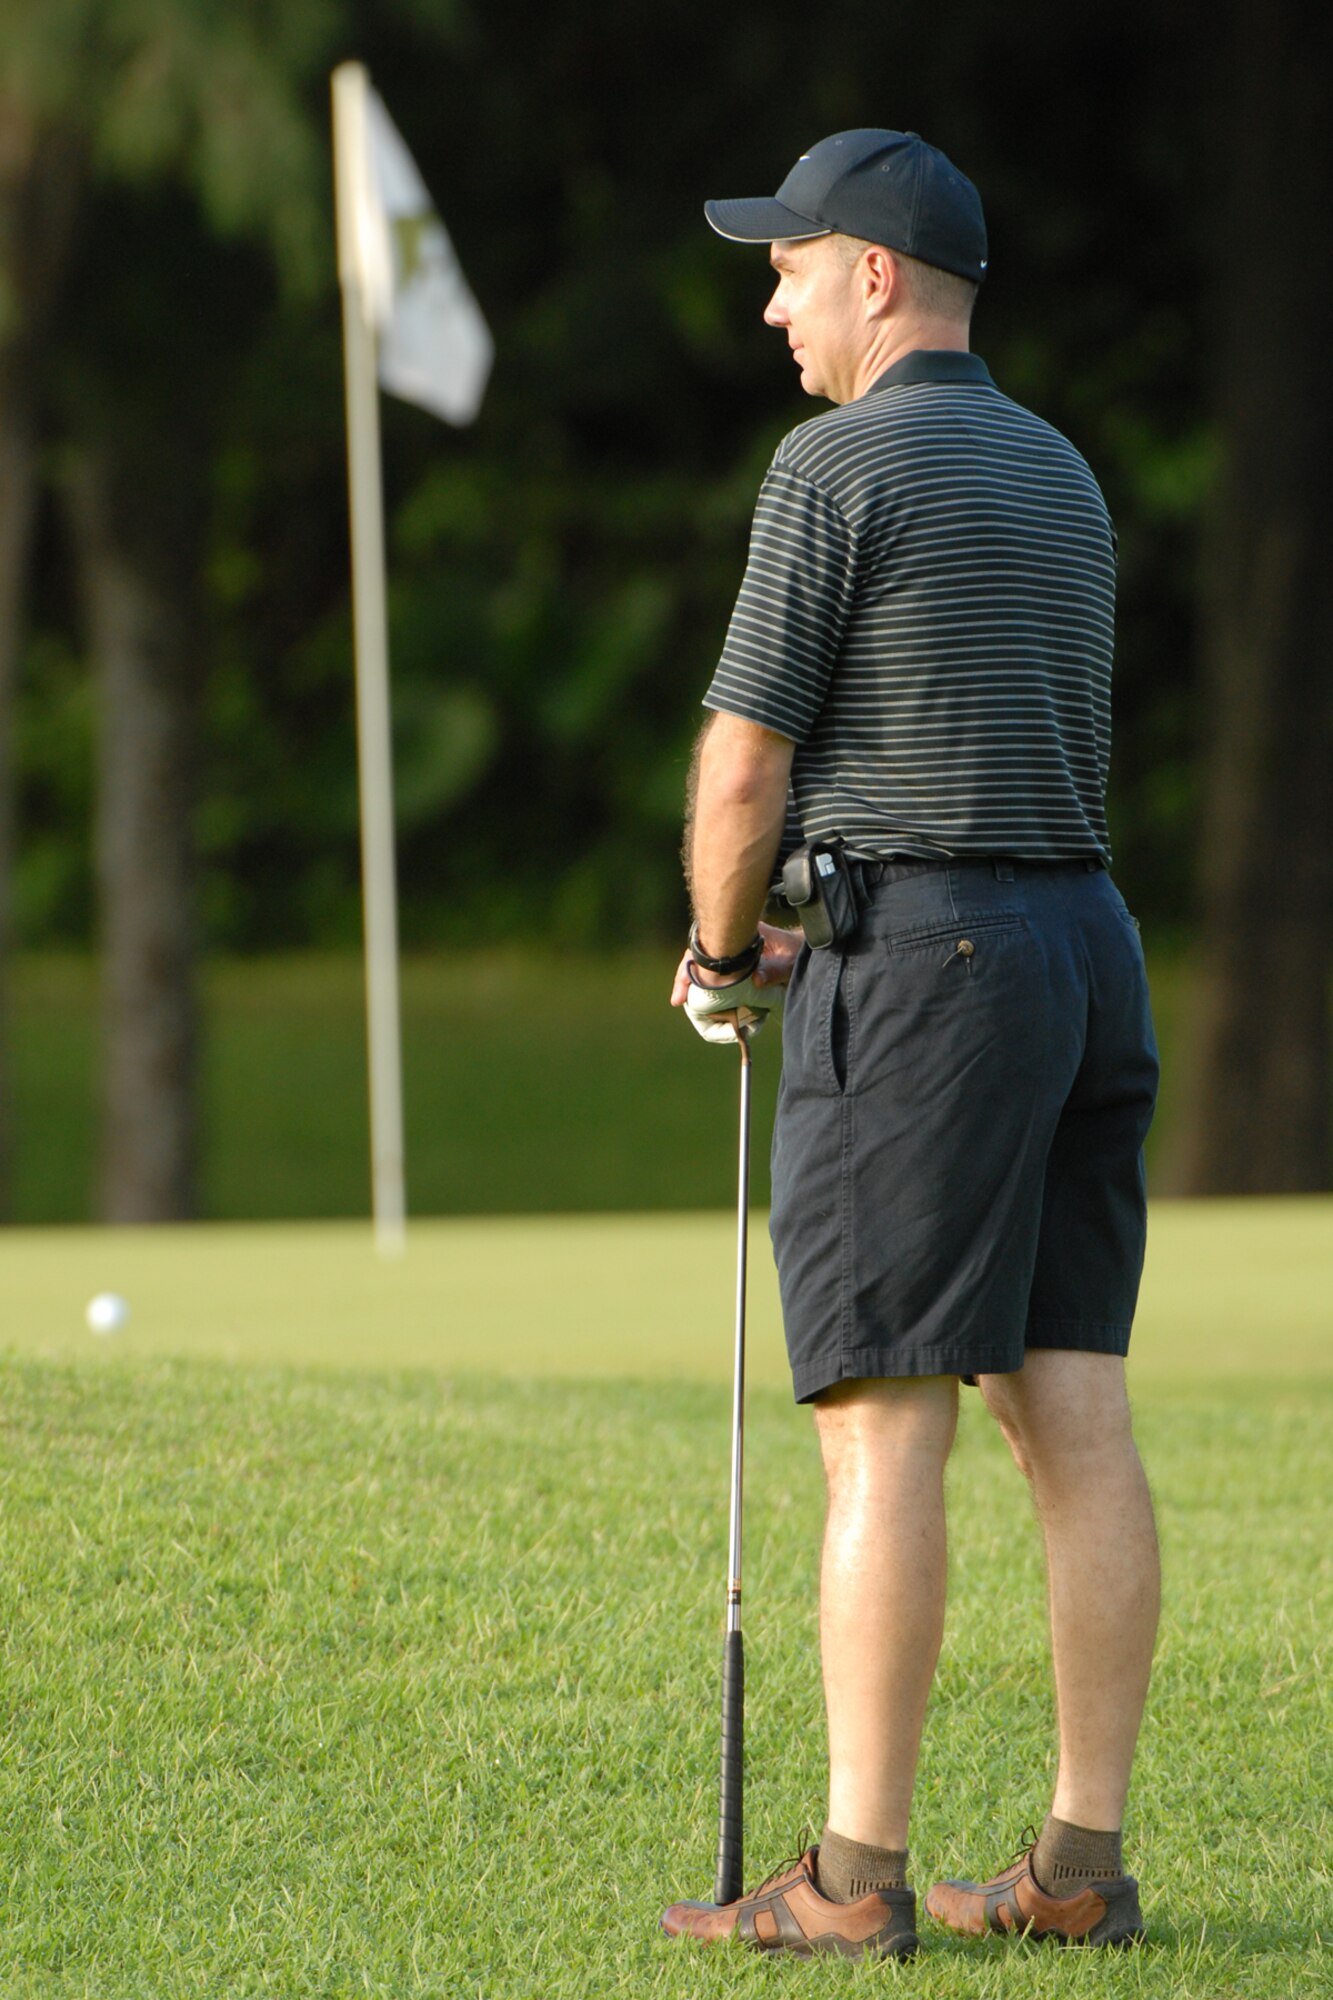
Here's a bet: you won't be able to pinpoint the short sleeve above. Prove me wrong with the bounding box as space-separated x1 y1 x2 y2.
703 461 857 742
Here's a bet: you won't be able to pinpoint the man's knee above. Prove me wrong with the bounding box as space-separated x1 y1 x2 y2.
813 1375 959 1482
977 1370 1035 1479
978 1351 1136 1480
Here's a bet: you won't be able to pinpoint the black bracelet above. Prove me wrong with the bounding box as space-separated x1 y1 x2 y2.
688 921 763 976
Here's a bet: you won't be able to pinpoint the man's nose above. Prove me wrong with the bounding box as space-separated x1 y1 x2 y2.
764 294 789 327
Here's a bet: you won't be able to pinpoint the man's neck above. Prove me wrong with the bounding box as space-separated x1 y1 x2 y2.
843 320 970 405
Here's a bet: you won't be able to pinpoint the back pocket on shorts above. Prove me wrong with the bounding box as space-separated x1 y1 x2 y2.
885 913 1025 965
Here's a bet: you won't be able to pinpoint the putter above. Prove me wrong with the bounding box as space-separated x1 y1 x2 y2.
713 1024 753 1905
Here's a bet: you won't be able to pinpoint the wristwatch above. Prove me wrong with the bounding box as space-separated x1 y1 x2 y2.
688 921 763 977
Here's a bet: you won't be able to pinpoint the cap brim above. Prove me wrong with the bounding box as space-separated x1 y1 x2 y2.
704 197 830 244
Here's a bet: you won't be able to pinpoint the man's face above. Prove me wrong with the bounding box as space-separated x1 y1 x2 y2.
763 236 862 404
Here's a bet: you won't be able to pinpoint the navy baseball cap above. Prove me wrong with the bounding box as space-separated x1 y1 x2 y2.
705 129 988 283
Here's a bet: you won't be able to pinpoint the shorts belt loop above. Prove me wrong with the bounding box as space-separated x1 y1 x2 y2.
993 859 1015 882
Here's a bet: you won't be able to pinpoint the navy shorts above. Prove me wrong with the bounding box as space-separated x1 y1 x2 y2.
769 859 1159 1402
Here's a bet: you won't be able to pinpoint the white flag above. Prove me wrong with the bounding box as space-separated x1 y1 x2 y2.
352 87 493 425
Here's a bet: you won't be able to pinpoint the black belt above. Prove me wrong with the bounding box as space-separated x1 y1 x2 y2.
849 853 1106 893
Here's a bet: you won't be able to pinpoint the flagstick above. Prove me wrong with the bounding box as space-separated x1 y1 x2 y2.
333 62 406 1257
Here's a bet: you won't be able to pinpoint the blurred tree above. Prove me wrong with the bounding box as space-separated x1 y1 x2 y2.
0 96 81 1214
0 0 342 1218
57 194 218 1222
339 0 1208 946
1165 0 1332 1191
12 0 1209 980
3 0 1326 1218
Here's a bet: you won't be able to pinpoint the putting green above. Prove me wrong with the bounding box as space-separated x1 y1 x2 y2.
2 1196 1328 1385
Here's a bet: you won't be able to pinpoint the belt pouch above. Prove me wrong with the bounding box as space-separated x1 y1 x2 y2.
781 839 860 950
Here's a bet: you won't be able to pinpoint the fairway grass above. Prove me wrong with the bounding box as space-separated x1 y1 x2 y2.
2 1197 1330 1385
0 1361 1327 1998
1 1202 1328 1996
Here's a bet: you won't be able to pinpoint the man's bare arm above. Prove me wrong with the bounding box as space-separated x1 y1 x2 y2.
684 710 795 969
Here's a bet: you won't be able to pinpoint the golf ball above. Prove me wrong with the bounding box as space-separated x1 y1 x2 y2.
86 1292 130 1336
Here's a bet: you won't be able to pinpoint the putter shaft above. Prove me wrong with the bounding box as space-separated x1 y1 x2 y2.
726 1034 751 1631
714 1029 752 1905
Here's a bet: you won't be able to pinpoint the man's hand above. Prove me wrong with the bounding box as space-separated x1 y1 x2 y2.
673 921 803 1043
683 967 769 1044
671 920 802 1008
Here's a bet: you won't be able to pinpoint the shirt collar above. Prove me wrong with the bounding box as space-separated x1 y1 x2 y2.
869 350 994 393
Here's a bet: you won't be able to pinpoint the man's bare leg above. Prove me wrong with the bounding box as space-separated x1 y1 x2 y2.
978 1351 1159 1832
813 1375 959 1854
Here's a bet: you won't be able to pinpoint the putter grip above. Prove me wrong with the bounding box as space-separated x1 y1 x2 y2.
712 1628 745 1904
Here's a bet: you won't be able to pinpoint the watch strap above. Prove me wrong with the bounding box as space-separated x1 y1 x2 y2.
688 922 763 976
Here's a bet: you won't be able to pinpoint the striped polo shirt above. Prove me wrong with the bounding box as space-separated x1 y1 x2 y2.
704 350 1116 862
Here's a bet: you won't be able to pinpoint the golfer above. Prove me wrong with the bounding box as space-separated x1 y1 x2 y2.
664 130 1160 1959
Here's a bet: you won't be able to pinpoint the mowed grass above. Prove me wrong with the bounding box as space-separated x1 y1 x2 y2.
0 1202 1329 1998
0 1197 1327 1385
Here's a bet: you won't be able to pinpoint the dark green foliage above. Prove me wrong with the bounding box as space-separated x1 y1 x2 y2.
12 0 1222 949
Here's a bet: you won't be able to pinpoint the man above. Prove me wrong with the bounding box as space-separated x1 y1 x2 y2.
662 131 1160 1961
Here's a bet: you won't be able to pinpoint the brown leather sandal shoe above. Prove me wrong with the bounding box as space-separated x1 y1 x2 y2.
661 1846 918 1960
926 1842 1144 1947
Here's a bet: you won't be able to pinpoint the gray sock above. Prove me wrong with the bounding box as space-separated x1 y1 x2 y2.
816 1824 909 1902
1031 1814 1124 1895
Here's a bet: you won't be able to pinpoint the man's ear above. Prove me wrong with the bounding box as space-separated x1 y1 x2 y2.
862 246 899 315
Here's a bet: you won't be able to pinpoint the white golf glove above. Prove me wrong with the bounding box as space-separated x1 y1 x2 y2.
684 965 771 1044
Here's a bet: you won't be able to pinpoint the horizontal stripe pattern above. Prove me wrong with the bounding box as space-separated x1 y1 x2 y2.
704 370 1117 862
